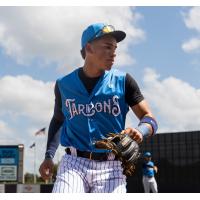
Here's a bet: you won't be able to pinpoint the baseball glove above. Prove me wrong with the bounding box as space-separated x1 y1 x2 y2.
95 132 140 176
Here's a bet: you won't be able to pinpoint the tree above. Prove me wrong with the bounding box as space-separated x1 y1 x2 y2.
24 172 34 183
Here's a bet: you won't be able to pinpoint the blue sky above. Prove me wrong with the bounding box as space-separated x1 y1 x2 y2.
136 7 200 86
0 6 200 174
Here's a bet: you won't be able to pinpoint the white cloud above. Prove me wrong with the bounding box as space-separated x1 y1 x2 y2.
0 120 11 133
0 75 56 173
183 7 200 32
0 75 54 124
182 38 200 53
142 68 200 132
0 120 13 140
0 7 144 72
182 7 200 53
0 119 26 147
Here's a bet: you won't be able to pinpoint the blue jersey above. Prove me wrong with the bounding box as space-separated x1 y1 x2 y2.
142 161 155 177
57 68 129 152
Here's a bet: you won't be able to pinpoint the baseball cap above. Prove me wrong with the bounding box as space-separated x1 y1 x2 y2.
81 23 126 49
144 152 151 157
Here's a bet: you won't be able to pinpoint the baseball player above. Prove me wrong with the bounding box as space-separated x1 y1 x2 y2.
39 22 158 193
142 152 158 193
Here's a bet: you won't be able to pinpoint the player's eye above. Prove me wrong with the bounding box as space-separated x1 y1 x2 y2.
103 45 112 50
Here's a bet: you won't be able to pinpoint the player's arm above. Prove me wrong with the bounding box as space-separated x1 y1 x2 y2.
146 163 154 168
131 99 155 135
45 81 64 159
122 73 158 143
153 165 158 173
146 161 158 172
39 81 64 180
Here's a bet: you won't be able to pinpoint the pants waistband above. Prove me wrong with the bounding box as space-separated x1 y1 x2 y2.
65 147 116 161
144 175 153 178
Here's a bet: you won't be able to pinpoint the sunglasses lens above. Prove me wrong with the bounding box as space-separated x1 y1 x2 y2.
89 25 115 42
102 25 115 33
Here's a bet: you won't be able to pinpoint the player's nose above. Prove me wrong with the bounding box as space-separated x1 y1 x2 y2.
110 50 116 58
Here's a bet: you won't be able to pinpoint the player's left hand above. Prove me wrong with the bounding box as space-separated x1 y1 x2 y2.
154 166 158 173
39 159 54 181
121 127 143 143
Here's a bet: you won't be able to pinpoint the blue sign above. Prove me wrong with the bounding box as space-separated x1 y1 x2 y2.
0 147 19 165
0 146 19 181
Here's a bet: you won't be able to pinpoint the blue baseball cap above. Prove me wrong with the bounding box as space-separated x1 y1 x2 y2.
144 152 151 157
81 23 126 49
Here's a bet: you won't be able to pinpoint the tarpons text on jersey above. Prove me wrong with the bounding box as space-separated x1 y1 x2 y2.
65 95 121 119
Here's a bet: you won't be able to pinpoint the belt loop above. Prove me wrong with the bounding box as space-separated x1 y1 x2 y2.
69 146 77 156
107 152 116 160
66 148 71 154
89 152 92 160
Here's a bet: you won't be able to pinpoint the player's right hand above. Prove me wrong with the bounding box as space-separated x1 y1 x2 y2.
39 159 54 181
121 127 143 143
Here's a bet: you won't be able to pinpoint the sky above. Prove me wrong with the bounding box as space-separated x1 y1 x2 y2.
0 6 200 174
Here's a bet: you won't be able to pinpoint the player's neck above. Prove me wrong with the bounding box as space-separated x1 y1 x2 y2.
83 63 104 78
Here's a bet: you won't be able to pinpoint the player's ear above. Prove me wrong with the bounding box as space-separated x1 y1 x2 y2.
85 43 94 54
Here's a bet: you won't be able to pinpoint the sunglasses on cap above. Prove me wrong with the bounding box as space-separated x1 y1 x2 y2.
88 25 115 43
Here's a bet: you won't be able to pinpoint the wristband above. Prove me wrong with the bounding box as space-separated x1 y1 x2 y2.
135 123 151 137
139 116 158 135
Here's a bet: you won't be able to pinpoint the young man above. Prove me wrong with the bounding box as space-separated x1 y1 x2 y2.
39 23 158 193
142 152 158 193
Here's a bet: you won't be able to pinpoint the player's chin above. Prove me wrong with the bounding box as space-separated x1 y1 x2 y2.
105 61 114 70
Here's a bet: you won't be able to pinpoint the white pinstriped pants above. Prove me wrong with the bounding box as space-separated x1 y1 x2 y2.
142 176 158 193
52 153 127 193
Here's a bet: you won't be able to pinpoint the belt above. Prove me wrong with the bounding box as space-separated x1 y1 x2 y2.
144 175 153 178
65 148 116 161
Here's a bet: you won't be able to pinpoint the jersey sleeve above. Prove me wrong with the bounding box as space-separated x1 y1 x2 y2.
125 73 144 107
45 81 64 159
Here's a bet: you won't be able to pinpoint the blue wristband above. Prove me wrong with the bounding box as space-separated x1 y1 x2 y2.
135 123 151 137
139 116 158 135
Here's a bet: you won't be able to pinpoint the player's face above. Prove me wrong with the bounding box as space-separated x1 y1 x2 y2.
144 157 151 161
90 35 117 71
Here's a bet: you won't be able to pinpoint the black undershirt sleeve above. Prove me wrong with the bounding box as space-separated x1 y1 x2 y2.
45 82 64 159
125 73 144 107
